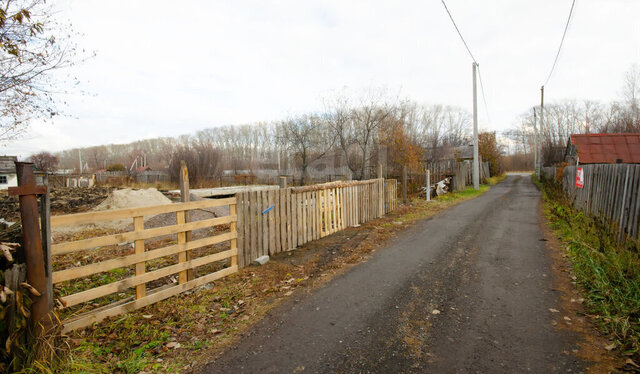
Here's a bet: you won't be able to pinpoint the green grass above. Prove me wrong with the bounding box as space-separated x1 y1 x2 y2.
436 185 488 202
486 173 507 186
541 180 640 357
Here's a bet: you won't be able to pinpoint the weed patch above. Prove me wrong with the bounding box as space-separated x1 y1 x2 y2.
541 180 640 360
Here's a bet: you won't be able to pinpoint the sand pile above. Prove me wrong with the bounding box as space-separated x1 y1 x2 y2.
53 188 172 235
94 188 171 211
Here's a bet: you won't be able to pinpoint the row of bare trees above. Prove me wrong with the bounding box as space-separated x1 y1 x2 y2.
51 92 477 184
505 64 640 168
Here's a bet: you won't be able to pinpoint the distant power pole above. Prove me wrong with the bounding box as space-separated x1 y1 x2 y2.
472 62 479 190
540 85 545 172
533 108 538 175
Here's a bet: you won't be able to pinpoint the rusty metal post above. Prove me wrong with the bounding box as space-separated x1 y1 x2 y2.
9 162 50 336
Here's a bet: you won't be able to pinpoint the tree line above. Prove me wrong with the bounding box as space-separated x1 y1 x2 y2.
505 64 640 168
46 91 490 184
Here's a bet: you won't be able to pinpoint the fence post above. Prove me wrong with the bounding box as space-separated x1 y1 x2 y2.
618 165 631 243
377 163 384 216
426 169 431 202
179 161 193 280
402 165 407 204
280 176 287 189
133 216 146 298
230 201 238 267
9 162 50 336
39 173 53 310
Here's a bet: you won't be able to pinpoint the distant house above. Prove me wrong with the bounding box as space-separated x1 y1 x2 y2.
566 133 640 164
0 156 18 190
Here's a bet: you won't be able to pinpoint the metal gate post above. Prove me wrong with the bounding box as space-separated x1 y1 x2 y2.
8 162 50 336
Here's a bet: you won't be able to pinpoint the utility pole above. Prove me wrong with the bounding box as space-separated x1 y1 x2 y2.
540 85 545 172
533 108 538 176
472 62 479 190
426 168 431 202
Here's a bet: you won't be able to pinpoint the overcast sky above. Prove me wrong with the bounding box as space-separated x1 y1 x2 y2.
5 0 640 158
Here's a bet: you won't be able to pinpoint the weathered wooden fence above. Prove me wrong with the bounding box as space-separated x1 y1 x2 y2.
561 164 640 242
235 178 396 267
428 160 491 192
50 198 238 332
540 166 558 180
28 177 397 330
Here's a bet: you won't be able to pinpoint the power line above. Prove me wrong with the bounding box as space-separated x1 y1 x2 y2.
440 0 477 63
439 0 492 124
477 66 491 125
543 0 576 86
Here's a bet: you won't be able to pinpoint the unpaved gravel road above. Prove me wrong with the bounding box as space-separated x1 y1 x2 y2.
202 175 584 373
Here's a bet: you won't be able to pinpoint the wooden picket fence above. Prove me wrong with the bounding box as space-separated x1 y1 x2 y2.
561 164 640 242
235 178 397 267
48 178 398 330
50 198 238 332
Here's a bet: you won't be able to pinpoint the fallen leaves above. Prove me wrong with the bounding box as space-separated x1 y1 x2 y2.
0 242 19 262
625 359 639 368
165 342 181 349
20 282 41 297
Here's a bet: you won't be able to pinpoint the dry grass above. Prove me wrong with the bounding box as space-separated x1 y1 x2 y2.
48 185 491 373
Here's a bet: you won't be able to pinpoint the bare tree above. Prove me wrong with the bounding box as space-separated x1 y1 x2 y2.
279 114 335 185
0 0 81 142
28 151 58 171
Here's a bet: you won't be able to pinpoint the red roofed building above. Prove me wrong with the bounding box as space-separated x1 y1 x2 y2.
566 133 640 164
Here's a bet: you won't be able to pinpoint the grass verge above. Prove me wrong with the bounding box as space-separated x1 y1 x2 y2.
540 179 640 360
48 183 494 373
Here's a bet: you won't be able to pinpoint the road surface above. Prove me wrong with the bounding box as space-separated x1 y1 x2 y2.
202 175 584 373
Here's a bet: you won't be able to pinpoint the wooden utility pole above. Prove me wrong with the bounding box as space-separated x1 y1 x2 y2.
472 62 479 190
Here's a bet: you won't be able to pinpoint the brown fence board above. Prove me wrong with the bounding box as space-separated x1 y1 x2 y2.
52 198 238 332
563 164 640 242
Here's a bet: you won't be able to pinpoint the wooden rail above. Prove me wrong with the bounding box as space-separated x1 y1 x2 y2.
52 198 238 332
236 178 396 267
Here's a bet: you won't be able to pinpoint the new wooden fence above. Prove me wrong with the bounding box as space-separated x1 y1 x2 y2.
561 164 640 242
235 178 396 267
50 198 238 332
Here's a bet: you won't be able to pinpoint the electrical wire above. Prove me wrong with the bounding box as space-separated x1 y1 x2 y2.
543 0 576 86
477 66 491 125
440 0 477 63
440 0 492 125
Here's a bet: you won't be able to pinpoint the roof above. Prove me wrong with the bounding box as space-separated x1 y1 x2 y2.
570 133 640 164
0 156 17 174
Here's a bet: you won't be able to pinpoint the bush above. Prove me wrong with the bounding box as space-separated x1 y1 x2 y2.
106 163 125 172
542 179 640 358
